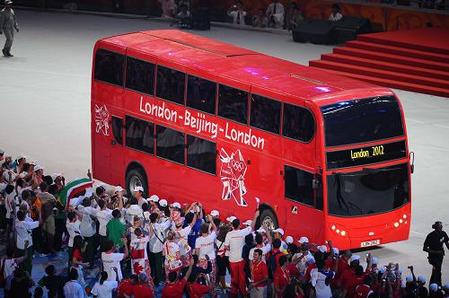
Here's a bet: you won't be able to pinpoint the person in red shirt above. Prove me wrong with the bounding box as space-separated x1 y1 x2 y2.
250 249 268 298
131 273 154 298
187 273 210 298
162 260 193 298
117 274 138 298
273 255 290 298
347 265 366 298
355 275 374 298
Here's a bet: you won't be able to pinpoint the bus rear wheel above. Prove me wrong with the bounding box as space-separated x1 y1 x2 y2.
125 168 148 197
259 209 278 231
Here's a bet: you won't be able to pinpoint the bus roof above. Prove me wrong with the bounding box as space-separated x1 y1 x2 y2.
98 30 392 106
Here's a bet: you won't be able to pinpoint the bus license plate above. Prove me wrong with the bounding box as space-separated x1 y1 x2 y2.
360 239 380 247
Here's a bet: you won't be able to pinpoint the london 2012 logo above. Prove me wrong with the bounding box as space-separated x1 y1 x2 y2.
219 148 248 207
95 104 110 136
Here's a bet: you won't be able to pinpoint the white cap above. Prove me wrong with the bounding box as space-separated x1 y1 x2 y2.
405 275 413 283
349 255 361 262
159 199 168 207
306 255 315 264
226 216 237 223
285 236 293 244
210 210 219 217
149 195 159 202
298 236 309 244
29 160 36 165
332 247 339 256
115 186 124 193
256 227 266 234
417 275 426 284
318 245 328 253
51 173 63 180
273 228 284 236
133 186 144 193
171 202 181 209
429 283 439 292
17 155 26 160
34 165 43 172
243 220 252 226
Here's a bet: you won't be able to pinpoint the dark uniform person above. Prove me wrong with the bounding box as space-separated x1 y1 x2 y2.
423 221 449 285
0 0 19 57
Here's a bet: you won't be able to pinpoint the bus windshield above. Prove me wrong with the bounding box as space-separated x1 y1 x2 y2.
327 163 409 217
321 96 404 147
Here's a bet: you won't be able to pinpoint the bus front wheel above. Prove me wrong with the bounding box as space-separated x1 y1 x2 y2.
125 167 148 197
259 209 278 231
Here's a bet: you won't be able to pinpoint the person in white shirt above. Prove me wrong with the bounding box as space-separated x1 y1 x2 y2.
95 199 113 251
224 210 259 297
195 215 217 289
133 186 147 207
148 212 171 286
310 262 335 298
329 4 343 22
126 198 143 226
249 231 272 264
227 1 247 25
66 211 81 267
64 268 85 298
76 198 97 267
101 238 129 281
2 240 29 285
91 270 119 298
15 210 39 274
130 227 152 282
266 0 285 28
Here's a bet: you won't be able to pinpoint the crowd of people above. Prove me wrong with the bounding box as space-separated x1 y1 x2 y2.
1 148 449 298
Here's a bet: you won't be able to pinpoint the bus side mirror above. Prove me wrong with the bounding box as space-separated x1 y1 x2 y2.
409 151 415 174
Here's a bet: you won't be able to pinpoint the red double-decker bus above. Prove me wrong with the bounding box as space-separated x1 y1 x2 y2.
91 30 413 249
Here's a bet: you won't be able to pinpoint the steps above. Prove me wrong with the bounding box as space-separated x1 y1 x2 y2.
309 30 449 98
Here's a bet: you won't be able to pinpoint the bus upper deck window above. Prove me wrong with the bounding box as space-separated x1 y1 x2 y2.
218 85 248 125
283 104 315 142
250 94 281 134
94 49 124 86
126 57 155 95
187 75 216 114
156 66 185 105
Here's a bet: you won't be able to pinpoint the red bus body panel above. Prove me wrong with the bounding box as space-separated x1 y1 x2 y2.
91 30 411 250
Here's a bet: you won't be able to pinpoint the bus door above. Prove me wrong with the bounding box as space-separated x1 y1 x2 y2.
281 101 325 240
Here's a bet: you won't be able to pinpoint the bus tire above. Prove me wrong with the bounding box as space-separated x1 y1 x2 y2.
259 209 278 231
125 167 148 197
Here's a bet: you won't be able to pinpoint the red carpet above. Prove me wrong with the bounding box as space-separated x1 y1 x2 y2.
309 28 449 98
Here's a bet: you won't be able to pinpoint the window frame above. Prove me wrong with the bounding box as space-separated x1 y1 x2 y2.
124 115 155 155
284 164 323 210
282 103 316 144
186 134 217 176
94 48 125 87
249 93 282 135
186 74 218 116
155 64 187 106
155 124 186 165
217 84 250 126
124 56 156 96
111 116 123 145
